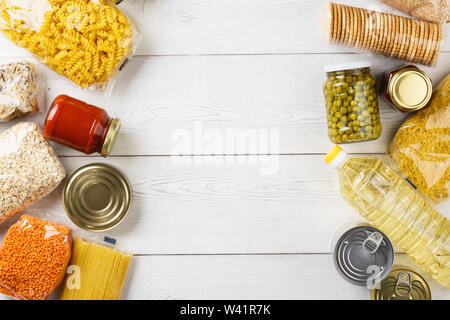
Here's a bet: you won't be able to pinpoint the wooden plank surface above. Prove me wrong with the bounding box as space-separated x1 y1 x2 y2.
121 254 450 300
0 0 448 300
1 155 447 255
0 0 449 56
1 53 449 156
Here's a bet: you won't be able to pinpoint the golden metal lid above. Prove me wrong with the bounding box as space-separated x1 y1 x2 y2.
101 118 121 157
388 68 432 112
372 267 431 300
63 163 132 232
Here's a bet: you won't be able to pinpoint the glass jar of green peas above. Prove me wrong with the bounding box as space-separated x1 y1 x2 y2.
323 62 382 144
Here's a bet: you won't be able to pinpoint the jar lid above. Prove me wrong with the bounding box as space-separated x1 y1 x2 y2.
101 118 121 157
323 61 371 73
372 267 431 300
388 68 432 112
63 163 132 232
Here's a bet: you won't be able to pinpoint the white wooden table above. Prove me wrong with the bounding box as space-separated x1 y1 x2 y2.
0 0 449 300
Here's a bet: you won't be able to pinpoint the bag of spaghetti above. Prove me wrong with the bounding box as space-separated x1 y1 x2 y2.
388 74 450 203
0 0 141 95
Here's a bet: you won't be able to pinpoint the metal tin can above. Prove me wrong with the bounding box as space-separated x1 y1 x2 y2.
63 163 132 232
333 225 394 287
372 267 432 300
383 65 432 113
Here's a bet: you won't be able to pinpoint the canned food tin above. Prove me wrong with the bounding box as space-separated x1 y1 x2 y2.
372 267 432 300
333 226 394 287
63 163 132 232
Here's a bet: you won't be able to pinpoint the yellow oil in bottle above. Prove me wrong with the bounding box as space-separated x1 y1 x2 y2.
326 146 450 289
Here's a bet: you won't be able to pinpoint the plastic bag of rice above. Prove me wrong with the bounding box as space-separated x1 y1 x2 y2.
0 122 65 223
388 74 450 203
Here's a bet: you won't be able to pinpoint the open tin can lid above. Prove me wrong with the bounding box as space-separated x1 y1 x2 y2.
372 267 432 300
333 225 394 287
63 163 132 232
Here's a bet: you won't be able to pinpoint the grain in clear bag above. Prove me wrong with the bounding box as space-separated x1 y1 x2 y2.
0 122 65 223
323 1 445 66
0 58 46 121
0 0 141 95
379 0 449 24
0 215 72 300
388 74 450 203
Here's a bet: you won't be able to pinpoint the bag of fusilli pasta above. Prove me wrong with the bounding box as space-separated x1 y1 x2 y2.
0 0 141 95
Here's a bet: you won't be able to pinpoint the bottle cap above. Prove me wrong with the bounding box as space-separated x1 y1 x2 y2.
324 145 347 169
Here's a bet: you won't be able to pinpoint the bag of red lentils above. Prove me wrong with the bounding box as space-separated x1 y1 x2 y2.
0 215 72 300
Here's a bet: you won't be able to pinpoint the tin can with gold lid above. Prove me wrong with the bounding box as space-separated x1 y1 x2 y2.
372 267 432 300
63 163 132 232
383 65 432 113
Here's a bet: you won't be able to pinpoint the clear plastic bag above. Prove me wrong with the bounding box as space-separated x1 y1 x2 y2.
0 215 72 300
0 0 141 95
388 74 450 203
0 122 65 223
324 1 444 66
0 58 46 121
379 0 450 24
60 236 132 300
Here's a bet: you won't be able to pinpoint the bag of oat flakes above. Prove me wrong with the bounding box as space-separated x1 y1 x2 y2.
0 59 46 121
0 122 65 223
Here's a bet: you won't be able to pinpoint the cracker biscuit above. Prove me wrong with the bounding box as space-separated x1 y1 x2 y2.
367 10 378 52
345 5 354 46
423 22 438 65
361 10 370 50
414 20 426 63
336 4 344 43
384 13 396 57
329 2 335 41
399 17 411 61
418 21 429 64
430 24 442 66
378 13 388 55
342 5 350 45
406 19 418 62
373 11 383 54
352 6 361 49
390 14 401 59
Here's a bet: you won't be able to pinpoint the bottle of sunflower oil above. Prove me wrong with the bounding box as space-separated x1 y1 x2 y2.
325 145 450 289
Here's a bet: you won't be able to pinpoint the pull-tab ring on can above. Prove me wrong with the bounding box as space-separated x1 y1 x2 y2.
395 271 413 297
362 232 383 254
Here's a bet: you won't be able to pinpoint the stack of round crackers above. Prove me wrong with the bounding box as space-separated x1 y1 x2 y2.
328 2 443 66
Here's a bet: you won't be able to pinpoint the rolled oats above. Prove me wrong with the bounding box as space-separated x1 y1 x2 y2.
0 61 40 121
0 122 65 223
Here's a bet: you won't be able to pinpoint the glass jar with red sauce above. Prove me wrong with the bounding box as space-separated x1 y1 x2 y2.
43 95 121 156
382 65 432 113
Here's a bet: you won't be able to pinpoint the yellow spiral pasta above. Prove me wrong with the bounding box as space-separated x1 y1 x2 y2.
0 0 134 89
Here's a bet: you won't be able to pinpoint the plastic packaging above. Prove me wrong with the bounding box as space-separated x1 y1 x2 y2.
0 59 45 121
0 0 141 95
388 74 450 202
0 215 72 300
325 2 444 66
60 237 132 300
323 61 382 144
379 0 450 24
0 122 65 224
325 145 450 289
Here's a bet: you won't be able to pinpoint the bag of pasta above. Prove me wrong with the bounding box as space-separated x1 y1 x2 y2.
388 74 450 203
0 0 141 95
